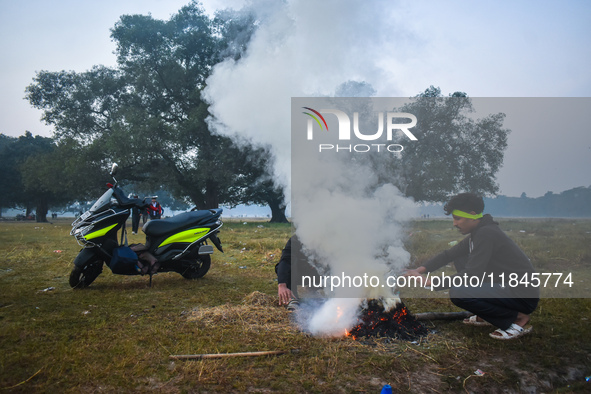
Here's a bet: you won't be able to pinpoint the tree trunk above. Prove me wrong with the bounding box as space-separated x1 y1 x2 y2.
36 199 49 222
204 179 219 209
188 188 207 210
267 196 288 223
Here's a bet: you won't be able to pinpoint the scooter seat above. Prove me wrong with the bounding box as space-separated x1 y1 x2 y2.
142 210 219 237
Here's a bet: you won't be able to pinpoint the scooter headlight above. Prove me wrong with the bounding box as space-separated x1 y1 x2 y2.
73 225 93 243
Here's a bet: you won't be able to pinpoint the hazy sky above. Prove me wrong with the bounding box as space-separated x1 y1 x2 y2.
1 0 590 197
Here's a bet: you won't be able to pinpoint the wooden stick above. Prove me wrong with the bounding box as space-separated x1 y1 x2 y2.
170 350 290 360
413 311 472 320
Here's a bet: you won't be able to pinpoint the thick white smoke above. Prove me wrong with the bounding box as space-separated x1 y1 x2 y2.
203 0 403 190
203 0 417 336
290 122 416 335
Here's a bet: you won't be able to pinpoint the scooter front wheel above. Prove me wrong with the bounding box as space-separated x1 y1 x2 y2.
69 261 103 288
179 255 211 279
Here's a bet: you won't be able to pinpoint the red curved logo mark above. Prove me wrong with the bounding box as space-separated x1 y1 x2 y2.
302 107 329 131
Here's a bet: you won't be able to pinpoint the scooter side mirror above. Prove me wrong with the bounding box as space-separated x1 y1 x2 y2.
110 163 119 176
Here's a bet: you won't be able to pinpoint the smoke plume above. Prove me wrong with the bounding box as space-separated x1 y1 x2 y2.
203 0 406 189
203 0 417 336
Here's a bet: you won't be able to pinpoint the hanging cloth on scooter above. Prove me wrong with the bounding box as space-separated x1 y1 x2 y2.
109 221 140 275
110 246 140 275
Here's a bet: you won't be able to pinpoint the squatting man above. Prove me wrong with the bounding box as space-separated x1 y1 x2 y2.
275 236 322 310
276 237 297 309
404 193 539 340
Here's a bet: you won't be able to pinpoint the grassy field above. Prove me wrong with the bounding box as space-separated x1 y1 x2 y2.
0 217 590 393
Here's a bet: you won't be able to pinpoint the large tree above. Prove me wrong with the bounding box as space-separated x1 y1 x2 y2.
26 2 287 220
366 86 509 202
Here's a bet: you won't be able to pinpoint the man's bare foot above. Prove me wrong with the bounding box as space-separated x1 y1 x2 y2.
514 312 530 327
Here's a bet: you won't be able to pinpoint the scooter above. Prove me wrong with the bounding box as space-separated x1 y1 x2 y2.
69 163 223 288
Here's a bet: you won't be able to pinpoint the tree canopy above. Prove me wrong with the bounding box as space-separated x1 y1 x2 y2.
25 2 286 219
368 86 509 202
0 132 83 221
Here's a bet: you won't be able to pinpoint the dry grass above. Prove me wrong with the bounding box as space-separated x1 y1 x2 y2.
187 291 297 337
0 217 590 392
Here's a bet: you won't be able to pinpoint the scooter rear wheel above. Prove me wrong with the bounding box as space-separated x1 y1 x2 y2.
69 261 103 288
179 255 211 279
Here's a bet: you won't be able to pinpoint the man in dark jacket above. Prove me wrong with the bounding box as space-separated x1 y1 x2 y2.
405 193 539 340
276 237 297 309
275 235 322 310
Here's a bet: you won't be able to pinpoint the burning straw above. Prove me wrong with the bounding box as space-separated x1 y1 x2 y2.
294 297 430 342
345 299 428 341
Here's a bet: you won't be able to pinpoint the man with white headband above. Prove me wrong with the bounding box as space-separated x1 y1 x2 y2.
405 193 539 340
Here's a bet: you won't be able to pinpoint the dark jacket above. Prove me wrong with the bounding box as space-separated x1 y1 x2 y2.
275 237 293 286
423 215 537 293
275 236 322 292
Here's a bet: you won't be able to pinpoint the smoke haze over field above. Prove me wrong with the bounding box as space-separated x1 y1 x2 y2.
203 1 424 335
201 0 591 335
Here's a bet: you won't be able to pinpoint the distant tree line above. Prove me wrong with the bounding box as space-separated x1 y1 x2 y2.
0 132 63 221
418 187 591 218
484 187 591 218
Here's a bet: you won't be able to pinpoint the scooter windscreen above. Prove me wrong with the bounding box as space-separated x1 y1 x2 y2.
89 188 115 213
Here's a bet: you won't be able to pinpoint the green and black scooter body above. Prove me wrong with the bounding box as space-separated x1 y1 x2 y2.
71 205 130 265
142 209 223 274
68 164 224 288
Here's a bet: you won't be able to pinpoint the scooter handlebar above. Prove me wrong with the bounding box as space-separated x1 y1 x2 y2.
111 187 148 210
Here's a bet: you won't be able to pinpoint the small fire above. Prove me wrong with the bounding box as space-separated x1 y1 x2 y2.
344 328 358 340
345 299 428 341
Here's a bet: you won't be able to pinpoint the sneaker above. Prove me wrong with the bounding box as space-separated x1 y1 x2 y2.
132 232 137 235
286 298 300 311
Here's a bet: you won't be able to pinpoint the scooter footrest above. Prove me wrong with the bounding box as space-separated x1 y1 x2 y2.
198 245 214 255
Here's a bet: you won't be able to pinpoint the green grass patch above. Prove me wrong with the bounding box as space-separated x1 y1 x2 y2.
0 218 590 392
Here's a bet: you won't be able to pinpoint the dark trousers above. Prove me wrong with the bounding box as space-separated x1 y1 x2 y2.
132 214 140 233
450 284 539 330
